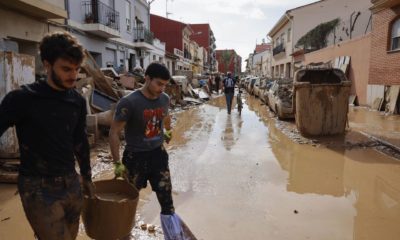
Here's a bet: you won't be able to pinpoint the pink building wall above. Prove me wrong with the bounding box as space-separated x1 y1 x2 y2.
295 34 371 105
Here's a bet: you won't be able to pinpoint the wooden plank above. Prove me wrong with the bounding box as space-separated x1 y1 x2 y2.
81 63 120 99
387 86 400 114
0 171 18 183
84 50 100 70
372 97 383 110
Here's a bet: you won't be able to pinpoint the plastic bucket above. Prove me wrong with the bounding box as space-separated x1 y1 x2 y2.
82 179 139 240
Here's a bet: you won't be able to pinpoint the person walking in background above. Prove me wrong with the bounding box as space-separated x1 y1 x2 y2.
215 73 221 94
109 62 197 240
222 72 239 114
0 32 95 240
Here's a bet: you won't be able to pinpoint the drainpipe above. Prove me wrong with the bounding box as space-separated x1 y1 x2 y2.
284 12 294 52
284 11 294 78
64 0 70 26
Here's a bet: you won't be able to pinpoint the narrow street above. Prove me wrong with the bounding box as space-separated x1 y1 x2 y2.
1 94 400 240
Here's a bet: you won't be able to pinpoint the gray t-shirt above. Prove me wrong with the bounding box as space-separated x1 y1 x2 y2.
114 90 169 152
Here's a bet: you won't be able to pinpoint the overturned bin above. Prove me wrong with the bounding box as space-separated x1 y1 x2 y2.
293 68 351 136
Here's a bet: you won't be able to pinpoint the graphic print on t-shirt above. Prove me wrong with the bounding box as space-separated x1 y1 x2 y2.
143 108 164 141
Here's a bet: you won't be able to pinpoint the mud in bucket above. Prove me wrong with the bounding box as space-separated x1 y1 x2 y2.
82 179 139 240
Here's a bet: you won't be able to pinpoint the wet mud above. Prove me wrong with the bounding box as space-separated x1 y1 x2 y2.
1 93 400 240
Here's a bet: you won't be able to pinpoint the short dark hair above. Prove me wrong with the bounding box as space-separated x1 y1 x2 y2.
39 31 84 65
145 62 171 81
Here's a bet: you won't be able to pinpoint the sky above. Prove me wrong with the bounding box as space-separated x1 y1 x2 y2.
149 0 317 72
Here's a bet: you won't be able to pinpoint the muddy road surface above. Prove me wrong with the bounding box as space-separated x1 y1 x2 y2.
1 94 400 240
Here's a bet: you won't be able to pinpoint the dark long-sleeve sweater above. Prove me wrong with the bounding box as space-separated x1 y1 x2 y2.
0 80 92 180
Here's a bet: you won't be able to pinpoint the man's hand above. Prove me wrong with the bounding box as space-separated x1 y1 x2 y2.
82 179 96 199
114 161 127 178
164 129 172 144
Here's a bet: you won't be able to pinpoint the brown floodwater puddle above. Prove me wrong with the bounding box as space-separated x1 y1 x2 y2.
1 94 400 240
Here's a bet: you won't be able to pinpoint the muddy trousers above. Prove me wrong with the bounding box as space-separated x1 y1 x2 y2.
122 147 175 215
18 173 82 240
225 92 234 113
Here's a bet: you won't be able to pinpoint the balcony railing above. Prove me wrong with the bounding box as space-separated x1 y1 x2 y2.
83 0 120 31
133 27 154 44
273 44 285 56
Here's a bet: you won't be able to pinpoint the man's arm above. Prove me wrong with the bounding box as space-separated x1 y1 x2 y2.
0 90 25 137
74 99 92 181
164 113 171 131
109 120 127 163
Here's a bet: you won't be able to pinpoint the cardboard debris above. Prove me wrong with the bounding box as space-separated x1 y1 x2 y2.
101 67 119 78
165 84 182 104
119 75 136 90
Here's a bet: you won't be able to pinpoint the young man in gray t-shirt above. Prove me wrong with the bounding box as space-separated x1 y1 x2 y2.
110 63 174 215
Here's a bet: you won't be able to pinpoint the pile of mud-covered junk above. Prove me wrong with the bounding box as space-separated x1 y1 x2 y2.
76 51 212 146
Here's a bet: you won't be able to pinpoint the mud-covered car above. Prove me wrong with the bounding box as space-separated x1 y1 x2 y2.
253 78 262 97
267 79 294 119
247 77 258 95
258 78 270 103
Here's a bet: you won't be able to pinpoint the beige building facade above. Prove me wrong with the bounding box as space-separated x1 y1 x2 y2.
268 0 372 79
0 0 67 75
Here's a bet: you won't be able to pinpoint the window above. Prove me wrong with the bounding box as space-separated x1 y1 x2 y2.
126 1 131 32
287 28 291 42
281 33 285 46
153 55 156 61
275 37 280 47
391 18 400 51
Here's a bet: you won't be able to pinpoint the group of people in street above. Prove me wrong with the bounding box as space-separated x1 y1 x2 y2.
0 32 193 240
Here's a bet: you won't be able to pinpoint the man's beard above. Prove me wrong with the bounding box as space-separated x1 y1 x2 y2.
51 68 69 90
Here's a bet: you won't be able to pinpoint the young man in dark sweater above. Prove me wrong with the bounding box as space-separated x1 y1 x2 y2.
0 32 94 239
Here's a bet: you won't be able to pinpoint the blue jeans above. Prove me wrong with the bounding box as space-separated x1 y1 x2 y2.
225 92 234 112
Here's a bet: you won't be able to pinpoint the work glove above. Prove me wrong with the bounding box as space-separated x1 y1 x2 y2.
82 179 96 199
164 129 172 144
114 161 127 179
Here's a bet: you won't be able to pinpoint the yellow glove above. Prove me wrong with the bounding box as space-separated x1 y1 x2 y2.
164 129 172 144
114 161 126 178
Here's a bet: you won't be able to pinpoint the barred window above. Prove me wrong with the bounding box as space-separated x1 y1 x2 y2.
391 18 400 50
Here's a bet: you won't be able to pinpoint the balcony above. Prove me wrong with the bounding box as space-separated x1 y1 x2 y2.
273 44 286 56
174 48 184 58
133 27 154 50
81 0 120 38
0 0 67 19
